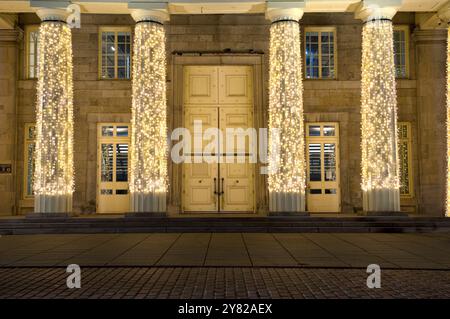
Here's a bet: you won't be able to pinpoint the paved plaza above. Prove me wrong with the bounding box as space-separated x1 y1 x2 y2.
1 232 450 298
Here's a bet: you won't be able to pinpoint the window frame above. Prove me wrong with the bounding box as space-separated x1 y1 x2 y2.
398 122 414 198
25 24 40 79
98 26 133 80
23 123 36 199
393 25 410 79
304 26 338 80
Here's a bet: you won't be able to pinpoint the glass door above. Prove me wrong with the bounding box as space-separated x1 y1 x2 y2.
306 123 340 212
97 124 130 213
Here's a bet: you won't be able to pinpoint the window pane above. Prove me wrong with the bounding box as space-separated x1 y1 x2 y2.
116 143 128 182
117 43 126 54
102 126 113 136
28 126 36 139
28 30 39 79
323 126 335 136
116 126 129 137
310 189 322 194
325 189 337 194
324 143 336 182
117 68 126 79
116 189 128 195
309 143 321 182
101 189 113 195
107 67 115 78
101 144 113 182
394 30 407 78
118 55 126 67
309 125 320 136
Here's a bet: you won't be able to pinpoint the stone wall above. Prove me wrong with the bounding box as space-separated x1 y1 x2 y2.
11 12 445 215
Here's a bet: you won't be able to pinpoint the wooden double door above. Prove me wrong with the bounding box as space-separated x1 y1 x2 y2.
182 66 255 213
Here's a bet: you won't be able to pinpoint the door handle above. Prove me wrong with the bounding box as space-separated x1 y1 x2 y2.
220 178 224 195
214 177 218 195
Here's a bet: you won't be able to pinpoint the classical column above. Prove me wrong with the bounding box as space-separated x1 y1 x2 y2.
356 0 402 213
266 2 307 214
129 6 169 213
33 8 74 214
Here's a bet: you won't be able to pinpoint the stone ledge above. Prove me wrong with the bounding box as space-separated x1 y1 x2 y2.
358 211 409 217
268 211 310 217
26 212 71 219
125 212 168 218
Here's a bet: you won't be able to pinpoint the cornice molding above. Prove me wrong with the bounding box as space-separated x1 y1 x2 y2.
412 29 447 43
0 28 22 42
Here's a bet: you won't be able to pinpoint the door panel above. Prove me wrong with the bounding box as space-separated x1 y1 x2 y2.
184 66 218 105
218 66 253 105
184 107 218 156
220 160 254 212
183 162 218 211
220 108 254 157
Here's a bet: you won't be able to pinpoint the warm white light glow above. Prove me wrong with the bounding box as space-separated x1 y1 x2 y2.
129 22 168 195
361 20 400 193
33 21 74 197
446 26 450 217
267 20 306 195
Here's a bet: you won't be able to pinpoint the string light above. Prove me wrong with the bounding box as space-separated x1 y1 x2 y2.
360 20 400 208
446 26 450 217
267 20 306 202
33 21 74 210
129 22 168 206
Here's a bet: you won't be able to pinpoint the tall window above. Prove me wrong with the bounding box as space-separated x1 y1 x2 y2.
398 122 413 197
24 124 36 198
25 25 39 79
394 25 410 79
305 27 337 79
99 27 132 79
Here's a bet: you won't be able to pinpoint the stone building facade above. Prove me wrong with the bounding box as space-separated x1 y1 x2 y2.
0 0 448 217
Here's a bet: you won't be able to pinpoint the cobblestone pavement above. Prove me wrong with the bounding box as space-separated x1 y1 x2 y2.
0 267 449 299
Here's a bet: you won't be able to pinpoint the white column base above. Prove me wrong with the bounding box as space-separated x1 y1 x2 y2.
130 192 166 213
34 194 72 213
269 192 305 213
363 188 400 212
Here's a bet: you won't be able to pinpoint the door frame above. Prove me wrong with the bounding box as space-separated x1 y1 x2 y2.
171 54 266 215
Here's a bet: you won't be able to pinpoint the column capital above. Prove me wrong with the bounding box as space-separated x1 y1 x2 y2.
437 2 450 25
416 1 450 30
355 0 403 22
30 1 71 21
128 1 169 23
265 1 304 23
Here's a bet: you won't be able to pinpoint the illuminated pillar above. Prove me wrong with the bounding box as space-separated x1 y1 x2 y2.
33 8 74 213
129 7 169 213
445 26 450 217
266 3 306 213
357 1 401 213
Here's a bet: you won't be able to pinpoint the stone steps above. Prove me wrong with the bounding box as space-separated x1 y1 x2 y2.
0 216 450 234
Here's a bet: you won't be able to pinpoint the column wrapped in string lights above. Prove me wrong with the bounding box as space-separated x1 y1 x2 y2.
129 9 169 213
33 10 74 213
447 26 450 217
360 17 400 212
266 6 306 213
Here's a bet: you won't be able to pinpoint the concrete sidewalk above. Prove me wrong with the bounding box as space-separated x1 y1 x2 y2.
1 232 450 269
